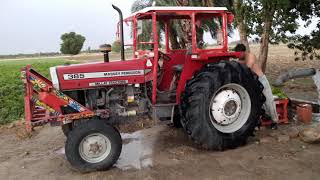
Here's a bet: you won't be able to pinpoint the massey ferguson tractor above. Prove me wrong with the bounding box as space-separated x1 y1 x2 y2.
21 5 264 172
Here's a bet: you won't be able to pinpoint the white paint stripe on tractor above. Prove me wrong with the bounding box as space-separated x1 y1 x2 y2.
63 70 145 80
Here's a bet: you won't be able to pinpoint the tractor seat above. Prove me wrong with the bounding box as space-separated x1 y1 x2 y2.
172 64 184 73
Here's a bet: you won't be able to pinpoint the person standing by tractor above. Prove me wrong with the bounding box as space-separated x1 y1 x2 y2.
234 44 279 124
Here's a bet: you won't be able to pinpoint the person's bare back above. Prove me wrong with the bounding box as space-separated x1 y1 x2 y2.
235 48 263 77
243 53 264 77
234 44 279 123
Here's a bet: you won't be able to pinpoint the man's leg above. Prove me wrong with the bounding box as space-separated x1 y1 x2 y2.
259 75 279 123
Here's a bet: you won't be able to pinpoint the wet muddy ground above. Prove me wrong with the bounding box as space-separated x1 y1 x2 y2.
0 122 320 180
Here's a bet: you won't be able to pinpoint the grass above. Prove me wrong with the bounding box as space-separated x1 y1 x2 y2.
0 58 75 125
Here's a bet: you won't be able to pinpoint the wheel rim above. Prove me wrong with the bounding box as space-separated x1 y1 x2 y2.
79 133 112 163
209 83 251 133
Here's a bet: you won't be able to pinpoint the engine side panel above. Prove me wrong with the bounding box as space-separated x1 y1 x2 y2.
55 59 152 91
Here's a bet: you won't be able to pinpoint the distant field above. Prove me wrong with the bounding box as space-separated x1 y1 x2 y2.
0 58 75 125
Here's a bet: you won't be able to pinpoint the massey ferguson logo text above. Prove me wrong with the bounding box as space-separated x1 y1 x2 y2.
63 70 144 80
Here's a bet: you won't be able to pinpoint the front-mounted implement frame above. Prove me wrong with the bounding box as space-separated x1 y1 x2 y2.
21 65 95 132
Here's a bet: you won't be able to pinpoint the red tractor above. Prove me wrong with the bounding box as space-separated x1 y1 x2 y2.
21 5 264 172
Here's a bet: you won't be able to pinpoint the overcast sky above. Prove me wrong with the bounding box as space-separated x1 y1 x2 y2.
0 0 318 55
0 0 136 55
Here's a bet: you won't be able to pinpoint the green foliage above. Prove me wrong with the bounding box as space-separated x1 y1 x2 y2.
272 87 287 99
236 0 301 44
287 0 320 61
60 32 86 55
131 0 153 12
112 40 121 53
0 59 75 125
232 0 320 71
288 34 320 61
234 0 320 62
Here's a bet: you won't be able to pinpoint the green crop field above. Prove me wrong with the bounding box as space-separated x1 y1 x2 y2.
0 58 75 125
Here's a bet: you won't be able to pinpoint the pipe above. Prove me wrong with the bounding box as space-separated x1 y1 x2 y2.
273 68 316 87
112 4 125 61
99 44 111 62
103 52 109 63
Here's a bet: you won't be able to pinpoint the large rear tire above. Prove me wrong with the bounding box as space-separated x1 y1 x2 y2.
180 61 265 150
65 119 122 172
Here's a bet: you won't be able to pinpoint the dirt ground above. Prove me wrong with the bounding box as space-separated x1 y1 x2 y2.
1 44 320 180
1 121 320 180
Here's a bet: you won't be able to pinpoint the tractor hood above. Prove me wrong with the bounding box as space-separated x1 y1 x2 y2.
50 59 153 91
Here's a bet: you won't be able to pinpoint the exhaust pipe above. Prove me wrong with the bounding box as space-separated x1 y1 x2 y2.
112 4 125 61
99 44 111 62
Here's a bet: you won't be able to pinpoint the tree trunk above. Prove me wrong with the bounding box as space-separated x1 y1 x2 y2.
233 0 250 52
258 1 277 73
258 17 273 73
169 23 181 49
176 0 191 48
238 22 250 52
176 0 189 6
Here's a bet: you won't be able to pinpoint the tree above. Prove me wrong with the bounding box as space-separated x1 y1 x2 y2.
112 40 121 53
131 0 314 72
131 0 153 12
233 0 252 51
287 0 320 61
255 1 296 72
233 0 312 72
60 32 86 55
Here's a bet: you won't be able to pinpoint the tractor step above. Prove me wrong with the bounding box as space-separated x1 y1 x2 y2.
152 103 176 122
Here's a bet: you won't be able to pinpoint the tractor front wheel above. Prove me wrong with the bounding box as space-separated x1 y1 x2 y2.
65 119 122 172
181 61 265 150
61 123 72 136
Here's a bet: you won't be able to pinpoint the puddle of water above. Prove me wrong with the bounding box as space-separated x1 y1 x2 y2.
55 147 65 155
54 126 164 171
115 129 156 170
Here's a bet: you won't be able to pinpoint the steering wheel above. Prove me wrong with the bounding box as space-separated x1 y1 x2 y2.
158 51 171 61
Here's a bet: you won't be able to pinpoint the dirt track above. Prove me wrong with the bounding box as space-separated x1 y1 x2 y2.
1 122 320 180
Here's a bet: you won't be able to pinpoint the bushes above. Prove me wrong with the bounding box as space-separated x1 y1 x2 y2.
0 58 74 125
112 40 121 53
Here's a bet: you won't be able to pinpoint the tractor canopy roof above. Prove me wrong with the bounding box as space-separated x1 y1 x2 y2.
125 6 229 21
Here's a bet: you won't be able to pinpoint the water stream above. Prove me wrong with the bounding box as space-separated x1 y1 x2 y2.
312 70 320 122
312 69 320 105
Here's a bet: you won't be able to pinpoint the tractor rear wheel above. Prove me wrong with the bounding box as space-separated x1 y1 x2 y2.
181 61 265 150
65 119 122 172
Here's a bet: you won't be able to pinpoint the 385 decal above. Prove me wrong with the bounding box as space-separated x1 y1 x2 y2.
65 73 85 80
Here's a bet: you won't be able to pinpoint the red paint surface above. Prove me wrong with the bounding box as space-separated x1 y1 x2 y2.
22 66 95 131
22 7 244 130
57 59 152 91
